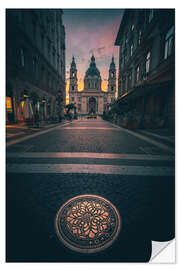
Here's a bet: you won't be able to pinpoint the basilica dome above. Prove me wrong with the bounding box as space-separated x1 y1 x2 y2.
85 55 100 77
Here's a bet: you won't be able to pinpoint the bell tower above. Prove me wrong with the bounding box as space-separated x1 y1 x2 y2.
69 56 78 93
108 56 116 93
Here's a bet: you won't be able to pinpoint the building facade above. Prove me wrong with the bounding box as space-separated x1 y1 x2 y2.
115 9 175 129
6 9 66 123
69 56 116 115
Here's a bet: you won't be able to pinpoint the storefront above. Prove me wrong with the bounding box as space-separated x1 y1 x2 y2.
6 82 14 124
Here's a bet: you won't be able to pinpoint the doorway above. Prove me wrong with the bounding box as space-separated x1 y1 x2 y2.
88 97 96 114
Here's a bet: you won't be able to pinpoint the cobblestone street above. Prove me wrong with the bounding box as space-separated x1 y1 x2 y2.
6 118 175 262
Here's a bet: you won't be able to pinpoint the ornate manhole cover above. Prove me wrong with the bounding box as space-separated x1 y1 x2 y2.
55 194 121 253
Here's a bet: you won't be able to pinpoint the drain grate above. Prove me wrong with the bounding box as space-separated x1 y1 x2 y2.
55 194 121 253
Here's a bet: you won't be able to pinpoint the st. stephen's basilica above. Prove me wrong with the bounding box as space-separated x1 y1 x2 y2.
69 55 116 115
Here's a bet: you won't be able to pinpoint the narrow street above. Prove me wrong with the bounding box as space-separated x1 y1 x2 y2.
6 118 175 262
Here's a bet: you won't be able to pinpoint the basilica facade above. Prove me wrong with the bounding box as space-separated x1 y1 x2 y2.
69 55 116 115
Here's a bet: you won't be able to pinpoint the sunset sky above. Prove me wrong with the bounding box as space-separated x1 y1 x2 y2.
63 9 124 103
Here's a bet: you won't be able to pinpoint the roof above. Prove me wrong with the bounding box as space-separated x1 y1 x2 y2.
85 55 100 77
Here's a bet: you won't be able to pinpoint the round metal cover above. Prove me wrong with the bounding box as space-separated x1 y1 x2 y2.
55 194 121 253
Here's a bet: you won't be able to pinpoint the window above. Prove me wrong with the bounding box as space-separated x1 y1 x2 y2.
47 73 50 88
72 86 74 91
46 17 50 33
17 10 22 24
146 52 151 73
131 24 134 31
33 57 38 79
57 56 60 72
78 104 81 112
111 98 114 103
149 9 154 23
164 26 174 59
41 34 44 50
41 67 45 83
104 97 107 102
32 22 36 41
130 44 134 56
111 86 114 91
111 72 114 78
72 97 74 101
128 73 132 89
78 97 81 102
122 77 126 92
124 52 127 64
20 49 25 67
53 50 55 67
48 42 51 58
136 66 140 81
138 30 142 45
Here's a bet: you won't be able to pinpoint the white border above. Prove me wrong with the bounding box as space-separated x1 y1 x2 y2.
1 2 178 268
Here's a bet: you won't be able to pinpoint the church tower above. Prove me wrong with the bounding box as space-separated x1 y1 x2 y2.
108 56 116 93
69 56 78 93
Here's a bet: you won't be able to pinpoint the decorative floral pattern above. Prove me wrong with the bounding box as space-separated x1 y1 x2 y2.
56 195 121 253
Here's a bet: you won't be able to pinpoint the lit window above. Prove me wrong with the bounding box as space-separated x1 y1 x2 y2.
146 52 151 73
20 49 25 67
164 26 174 59
149 9 154 23
131 24 134 31
136 66 140 81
